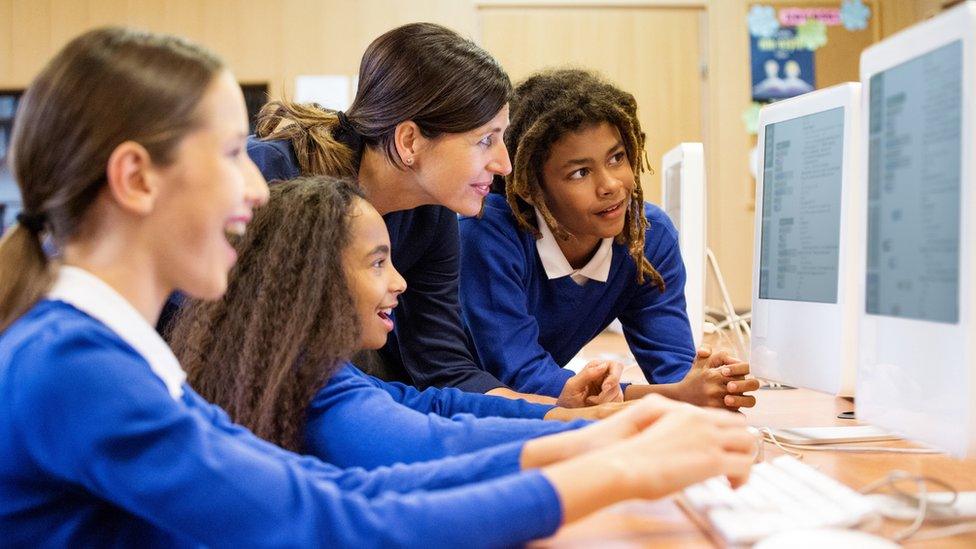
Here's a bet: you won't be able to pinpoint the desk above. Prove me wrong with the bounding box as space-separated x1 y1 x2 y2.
538 333 976 547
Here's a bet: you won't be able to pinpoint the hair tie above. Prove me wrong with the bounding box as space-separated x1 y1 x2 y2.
16 211 46 233
335 111 364 152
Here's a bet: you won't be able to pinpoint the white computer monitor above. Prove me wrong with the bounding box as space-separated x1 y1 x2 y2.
661 143 706 348
857 2 976 458
750 83 862 398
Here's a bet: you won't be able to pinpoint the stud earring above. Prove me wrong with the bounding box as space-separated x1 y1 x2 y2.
404 157 414 165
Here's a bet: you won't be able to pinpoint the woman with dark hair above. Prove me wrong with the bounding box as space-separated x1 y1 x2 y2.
247 22 624 421
0 28 755 547
459 69 760 408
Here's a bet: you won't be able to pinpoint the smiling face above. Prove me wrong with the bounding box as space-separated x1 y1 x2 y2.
342 198 408 350
148 70 270 301
539 121 635 260
411 105 512 217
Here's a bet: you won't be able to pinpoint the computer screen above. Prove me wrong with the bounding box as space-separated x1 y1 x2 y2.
758 107 845 304
865 40 962 324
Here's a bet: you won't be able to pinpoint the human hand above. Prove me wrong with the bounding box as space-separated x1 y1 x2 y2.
544 400 633 421
602 404 755 500
555 360 625 408
675 346 759 410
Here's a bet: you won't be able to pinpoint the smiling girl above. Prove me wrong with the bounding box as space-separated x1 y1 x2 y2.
459 69 760 409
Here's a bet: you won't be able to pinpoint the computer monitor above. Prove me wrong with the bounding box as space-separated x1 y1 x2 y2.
661 143 706 348
750 82 862 398
857 2 976 458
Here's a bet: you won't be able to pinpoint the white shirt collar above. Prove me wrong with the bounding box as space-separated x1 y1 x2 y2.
47 265 186 399
533 208 614 285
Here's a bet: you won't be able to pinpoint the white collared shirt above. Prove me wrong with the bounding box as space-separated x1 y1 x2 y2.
47 266 186 399
533 209 614 286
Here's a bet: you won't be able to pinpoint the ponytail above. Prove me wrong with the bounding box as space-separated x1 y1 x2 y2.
255 101 360 179
0 224 54 332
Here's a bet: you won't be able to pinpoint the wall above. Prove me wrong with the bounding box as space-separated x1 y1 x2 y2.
0 0 941 307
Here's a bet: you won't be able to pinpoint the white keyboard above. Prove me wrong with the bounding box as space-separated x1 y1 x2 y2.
681 455 878 545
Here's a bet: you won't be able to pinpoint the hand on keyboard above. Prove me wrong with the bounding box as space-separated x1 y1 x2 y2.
682 455 878 545
592 396 756 500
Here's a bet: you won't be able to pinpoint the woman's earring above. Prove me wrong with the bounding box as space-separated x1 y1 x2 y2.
404 157 414 166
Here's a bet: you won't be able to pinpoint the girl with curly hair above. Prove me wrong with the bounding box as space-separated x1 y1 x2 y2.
168 174 756 532
459 69 760 409
171 176 582 466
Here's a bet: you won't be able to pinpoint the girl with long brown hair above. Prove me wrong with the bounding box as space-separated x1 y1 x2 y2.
0 28 753 547
168 171 758 520
459 69 761 408
244 22 625 414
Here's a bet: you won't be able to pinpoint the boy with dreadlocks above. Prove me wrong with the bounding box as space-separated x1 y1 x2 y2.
459 69 759 409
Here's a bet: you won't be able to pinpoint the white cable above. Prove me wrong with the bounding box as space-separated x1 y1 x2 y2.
756 427 944 456
705 248 749 356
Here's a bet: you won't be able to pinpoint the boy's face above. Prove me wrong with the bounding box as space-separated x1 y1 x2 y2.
540 121 634 243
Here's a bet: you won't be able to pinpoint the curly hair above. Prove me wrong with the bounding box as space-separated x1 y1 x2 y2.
497 69 665 291
169 176 363 452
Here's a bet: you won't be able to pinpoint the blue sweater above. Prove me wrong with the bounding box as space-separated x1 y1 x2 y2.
459 194 696 397
247 137 505 393
0 300 562 547
308 364 584 468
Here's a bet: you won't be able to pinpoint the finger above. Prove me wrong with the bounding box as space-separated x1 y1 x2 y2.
724 453 755 489
581 360 610 373
726 379 761 394
724 394 757 408
719 426 758 455
575 362 609 384
696 344 712 358
718 362 751 377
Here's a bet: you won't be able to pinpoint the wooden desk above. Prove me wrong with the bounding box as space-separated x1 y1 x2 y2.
538 334 976 547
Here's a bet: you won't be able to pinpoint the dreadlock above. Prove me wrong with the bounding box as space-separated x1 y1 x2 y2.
498 68 665 292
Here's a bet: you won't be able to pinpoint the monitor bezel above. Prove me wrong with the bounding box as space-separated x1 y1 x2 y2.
857 2 975 458
661 143 706 349
750 82 862 397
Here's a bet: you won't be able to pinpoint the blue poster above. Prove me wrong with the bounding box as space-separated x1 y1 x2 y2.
750 28 816 101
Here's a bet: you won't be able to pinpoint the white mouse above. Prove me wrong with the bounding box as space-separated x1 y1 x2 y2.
753 528 899 549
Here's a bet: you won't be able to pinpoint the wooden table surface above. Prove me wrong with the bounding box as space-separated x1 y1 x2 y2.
536 332 976 547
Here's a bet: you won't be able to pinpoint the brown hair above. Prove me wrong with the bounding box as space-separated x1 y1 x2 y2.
498 69 665 291
255 22 512 178
170 176 362 452
0 27 222 332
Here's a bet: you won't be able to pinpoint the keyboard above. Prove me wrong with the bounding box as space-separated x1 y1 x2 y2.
680 455 878 545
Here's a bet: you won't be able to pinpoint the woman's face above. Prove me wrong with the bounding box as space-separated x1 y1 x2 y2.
343 198 407 350
540 121 635 242
411 105 512 217
149 70 270 301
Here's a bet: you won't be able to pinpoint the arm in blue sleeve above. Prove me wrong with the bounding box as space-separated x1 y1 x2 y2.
459 216 575 397
359 367 555 419
391 210 507 393
618 208 696 383
10 332 562 548
306 365 585 468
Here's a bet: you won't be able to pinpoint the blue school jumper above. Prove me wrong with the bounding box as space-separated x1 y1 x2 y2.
247 137 505 393
307 364 585 468
0 267 561 547
459 194 696 397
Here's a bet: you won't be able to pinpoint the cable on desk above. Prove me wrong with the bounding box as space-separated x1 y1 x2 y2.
756 427 945 458
859 470 976 543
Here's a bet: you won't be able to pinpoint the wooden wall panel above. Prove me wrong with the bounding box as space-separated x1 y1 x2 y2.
479 5 704 206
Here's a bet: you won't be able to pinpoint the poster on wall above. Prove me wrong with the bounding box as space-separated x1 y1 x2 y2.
750 28 816 101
